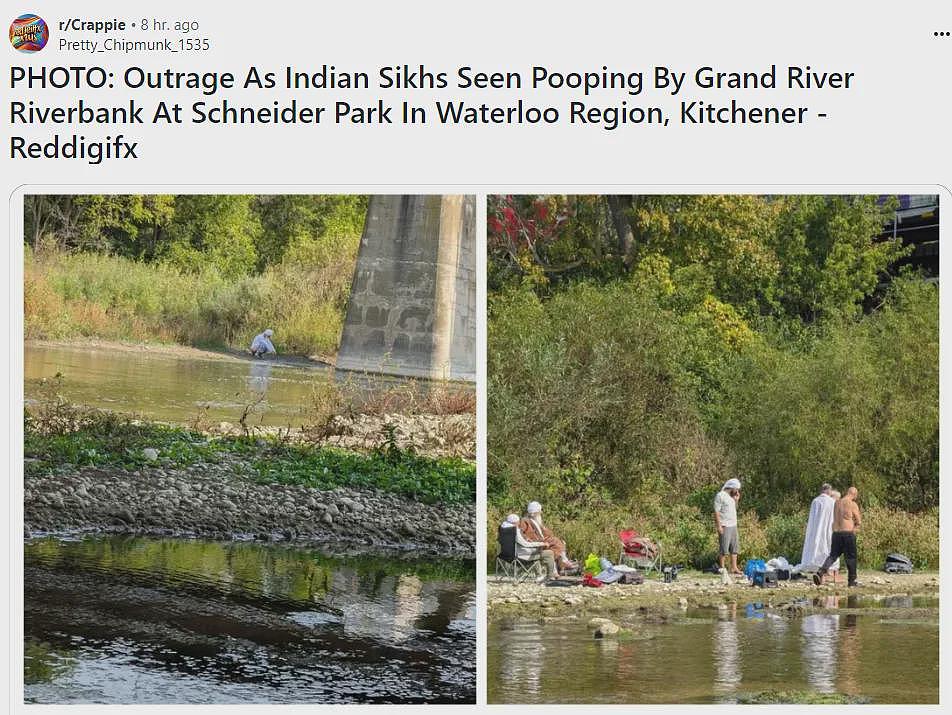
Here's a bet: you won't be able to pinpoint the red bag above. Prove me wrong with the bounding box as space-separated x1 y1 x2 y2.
582 573 604 588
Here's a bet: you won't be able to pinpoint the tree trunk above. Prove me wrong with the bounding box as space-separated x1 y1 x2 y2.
606 195 635 269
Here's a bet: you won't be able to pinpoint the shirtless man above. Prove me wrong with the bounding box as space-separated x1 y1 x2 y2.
814 486 862 587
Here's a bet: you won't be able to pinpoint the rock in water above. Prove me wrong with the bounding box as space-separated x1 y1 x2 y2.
594 621 620 638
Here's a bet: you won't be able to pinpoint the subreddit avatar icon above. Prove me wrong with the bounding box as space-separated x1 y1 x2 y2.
10 14 49 52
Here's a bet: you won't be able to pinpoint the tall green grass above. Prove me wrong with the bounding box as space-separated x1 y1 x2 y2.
487 499 939 570
25 247 353 357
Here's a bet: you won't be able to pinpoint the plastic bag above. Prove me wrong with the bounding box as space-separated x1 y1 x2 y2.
584 553 602 576
595 568 624 584
744 558 767 580
582 573 603 588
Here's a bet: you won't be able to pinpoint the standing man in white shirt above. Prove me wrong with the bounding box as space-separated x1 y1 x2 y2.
714 478 743 576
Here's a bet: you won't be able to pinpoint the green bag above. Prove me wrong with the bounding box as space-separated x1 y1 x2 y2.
584 553 601 576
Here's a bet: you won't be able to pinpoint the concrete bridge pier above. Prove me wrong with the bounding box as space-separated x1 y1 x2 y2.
336 195 476 382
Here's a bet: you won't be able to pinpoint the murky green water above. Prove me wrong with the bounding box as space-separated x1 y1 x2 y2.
25 535 475 704
24 344 416 427
488 596 938 704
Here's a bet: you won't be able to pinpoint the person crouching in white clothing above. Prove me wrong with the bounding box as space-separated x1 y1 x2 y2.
250 329 276 357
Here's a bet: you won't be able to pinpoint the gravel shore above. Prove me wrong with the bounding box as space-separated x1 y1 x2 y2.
210 413 475 460
488 570 939 621
25 457 475 557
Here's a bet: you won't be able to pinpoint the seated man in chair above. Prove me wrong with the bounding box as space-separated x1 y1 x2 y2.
519 501 578 575
503 514 556 581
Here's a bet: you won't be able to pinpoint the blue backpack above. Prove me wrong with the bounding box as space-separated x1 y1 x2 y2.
744 558 766 580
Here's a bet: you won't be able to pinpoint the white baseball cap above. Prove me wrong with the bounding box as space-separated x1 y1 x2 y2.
506 514 520 524
527 501 542 514
723 478 741 490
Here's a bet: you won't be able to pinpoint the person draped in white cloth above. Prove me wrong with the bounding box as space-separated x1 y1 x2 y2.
797 483 839 579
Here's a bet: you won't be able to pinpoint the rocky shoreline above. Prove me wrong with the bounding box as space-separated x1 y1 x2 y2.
210 413 475 460
488 571 939 621
25 458 475 558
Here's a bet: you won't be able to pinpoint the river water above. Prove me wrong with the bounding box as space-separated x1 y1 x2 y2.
25 535 476 704
488 596 938 704
24 343 422 427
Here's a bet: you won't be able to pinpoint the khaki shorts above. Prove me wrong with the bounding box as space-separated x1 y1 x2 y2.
719 526 739 555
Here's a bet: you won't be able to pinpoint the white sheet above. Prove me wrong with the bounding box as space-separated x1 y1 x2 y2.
796 493 839 572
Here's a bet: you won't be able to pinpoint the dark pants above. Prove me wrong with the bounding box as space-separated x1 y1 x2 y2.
819 531 858 585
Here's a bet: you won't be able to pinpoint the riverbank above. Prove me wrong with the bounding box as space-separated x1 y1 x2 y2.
487 570 939 621
209 413 476 460
25 462 475 557
25 411 476 557
25 245 354 359
27 340 476 458
26 338 335 367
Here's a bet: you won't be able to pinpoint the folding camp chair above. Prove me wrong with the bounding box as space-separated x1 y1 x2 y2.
618 529 663 576
495 525 542 582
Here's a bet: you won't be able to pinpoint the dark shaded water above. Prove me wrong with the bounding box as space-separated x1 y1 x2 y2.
24 344 422 427
25 535 475 704
488 596 938 704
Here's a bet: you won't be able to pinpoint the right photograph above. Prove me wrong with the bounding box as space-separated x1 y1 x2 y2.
486 194 939 705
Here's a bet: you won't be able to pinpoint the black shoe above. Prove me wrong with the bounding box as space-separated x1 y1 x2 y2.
812 572 823 586
848 581 863 588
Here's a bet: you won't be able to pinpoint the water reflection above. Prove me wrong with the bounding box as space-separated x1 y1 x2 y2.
24 640 78 685
801 613 839 692
713 605 740 695
25 344 472 428
488 596 938 704
500 623 545 700
24 535 475 704
246 361 273 396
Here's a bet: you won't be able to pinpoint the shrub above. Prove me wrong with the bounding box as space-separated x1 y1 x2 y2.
765 512 806 562
856 506 938 569
25 248 355 357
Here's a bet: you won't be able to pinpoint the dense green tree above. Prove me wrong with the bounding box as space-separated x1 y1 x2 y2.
253 195 368 269
489 194 905 325
24 193 371 356
160 195 260 279
489 194 937 522
24 193 368 280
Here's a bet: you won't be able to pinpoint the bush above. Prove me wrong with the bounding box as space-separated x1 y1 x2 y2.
486 499 939 570
765 512 806 562
856 506 939 569
25 247 355 357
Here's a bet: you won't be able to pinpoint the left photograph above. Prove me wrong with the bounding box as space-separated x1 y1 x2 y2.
22 194 477 704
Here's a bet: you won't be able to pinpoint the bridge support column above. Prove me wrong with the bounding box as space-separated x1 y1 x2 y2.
336 195 476 381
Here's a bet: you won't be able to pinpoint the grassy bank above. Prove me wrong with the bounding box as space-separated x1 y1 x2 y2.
26 405 475 506
25 248 351 358
487 499 938 570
